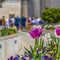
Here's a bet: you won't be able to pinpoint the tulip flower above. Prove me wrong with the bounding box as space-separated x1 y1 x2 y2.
29 28 42 39
54 28 60 57
29 28 42 48
54 28 60 38
29 28 43 60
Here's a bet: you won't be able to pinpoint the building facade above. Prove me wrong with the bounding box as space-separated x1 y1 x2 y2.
21 0 60 17
0 0 21 18
0 0 60 18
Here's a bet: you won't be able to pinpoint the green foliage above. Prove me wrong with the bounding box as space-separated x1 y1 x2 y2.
24 37 44 60
0 27 16 36
44 25 55 30
42 8 60 23
23 36 60 60
24 46 34 58
19 58 23 60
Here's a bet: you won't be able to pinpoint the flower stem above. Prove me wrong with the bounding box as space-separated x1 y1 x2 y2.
34 38 39 50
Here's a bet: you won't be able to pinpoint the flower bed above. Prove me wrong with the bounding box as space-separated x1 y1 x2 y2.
0 27 16 36
44 25 55 30
7 28 60 60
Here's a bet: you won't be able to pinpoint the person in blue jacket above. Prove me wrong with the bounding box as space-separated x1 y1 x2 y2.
21 16 26 29
15 16 20 31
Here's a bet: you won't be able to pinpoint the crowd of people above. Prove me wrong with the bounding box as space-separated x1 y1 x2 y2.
28 17 44 25
0 16 27 31
0 16 44 31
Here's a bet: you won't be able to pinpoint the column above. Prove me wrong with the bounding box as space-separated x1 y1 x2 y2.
45 0 51 8
40 0 46 16
33 0 40 17
28 0 35 17
21 0 28 18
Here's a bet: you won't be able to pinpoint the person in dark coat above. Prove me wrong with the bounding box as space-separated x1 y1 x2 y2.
21 16 26 29
15 16 20 31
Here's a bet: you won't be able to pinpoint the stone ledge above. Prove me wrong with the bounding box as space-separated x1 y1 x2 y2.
0 32 21 41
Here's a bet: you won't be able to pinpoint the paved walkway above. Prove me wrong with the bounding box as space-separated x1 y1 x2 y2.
17 31 34 55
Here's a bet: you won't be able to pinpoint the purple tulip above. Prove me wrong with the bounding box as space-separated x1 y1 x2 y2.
29 28 42 39
55 28 60 36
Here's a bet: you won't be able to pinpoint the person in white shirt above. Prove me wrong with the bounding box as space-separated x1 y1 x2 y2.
5 18 10 28
36 17 42 24
29 17 31 21
30 18 36 25
11 17 15 25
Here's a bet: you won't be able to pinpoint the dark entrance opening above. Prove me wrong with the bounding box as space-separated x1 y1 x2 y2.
9 14 15 18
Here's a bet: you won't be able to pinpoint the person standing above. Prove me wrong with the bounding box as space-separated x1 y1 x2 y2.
30 17 36 25
10 17 15 27
28 17 31 25
9 16 12 27
2 16 6 26
21 16 26 29
15 16 20 31
5 18 9 28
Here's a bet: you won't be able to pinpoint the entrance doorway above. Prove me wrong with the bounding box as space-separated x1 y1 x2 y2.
9 14 15 18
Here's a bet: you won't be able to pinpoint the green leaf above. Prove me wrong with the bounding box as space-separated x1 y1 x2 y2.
29 45 34 58
19 58 23 60
30 45 34 53
24 47 30 53
58 39 60 56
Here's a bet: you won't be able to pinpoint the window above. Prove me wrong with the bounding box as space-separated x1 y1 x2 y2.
9 14 15 18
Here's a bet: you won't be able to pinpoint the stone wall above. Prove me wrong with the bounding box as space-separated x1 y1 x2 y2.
33 0 40 17
50 0 60 8
0 33 22 60
0 1 21 18
21 0 28 18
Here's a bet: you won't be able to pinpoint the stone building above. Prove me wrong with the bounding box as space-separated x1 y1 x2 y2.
0 0 60 17
27 0 60 17
0 0 21 18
